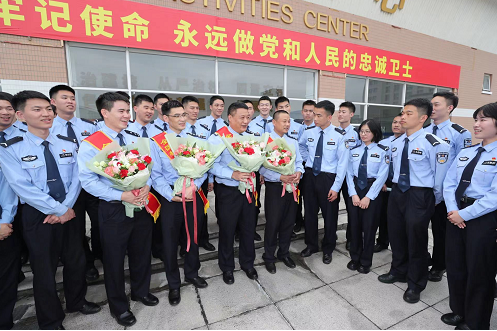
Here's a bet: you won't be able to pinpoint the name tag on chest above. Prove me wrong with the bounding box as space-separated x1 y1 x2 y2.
59 152 73 158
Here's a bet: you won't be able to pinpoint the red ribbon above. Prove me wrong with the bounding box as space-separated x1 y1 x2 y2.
245 172 256 204
181 177 198 253
281 183 299 202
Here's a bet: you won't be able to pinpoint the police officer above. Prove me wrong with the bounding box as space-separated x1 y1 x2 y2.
298 100 348 264
423 92 472 282
150 100 209 306
248 96 273 135
441 102 497 330
0 91 101 330
152 93 170 132
336 102 360 250
209 102 259 284
346 119 389 274
49 84 102 281
374 114 405 253
378 98 450 304
78 92 158 327
260 110 303 274
267 96 303 140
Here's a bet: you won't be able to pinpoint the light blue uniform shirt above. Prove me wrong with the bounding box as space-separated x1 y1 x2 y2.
1 124 25 140
153 117 168 132
259 132 304 182
341 124 360 150
267 118 303 141
12 120 27 130
298 125 348 192
0 165 18 224
0 131 80 216
197 115 228 138
78 124 150 202
127 120 164 138
391 129 450 204
248 115 273 135
424 119 472 167
50 116 96 145
185 122 209 140
443 141 497 221
346 142 389 200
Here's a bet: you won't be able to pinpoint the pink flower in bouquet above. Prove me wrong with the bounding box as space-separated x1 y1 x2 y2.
104 166 115 176
283 156 291 164
272 161 279 166
128 165 137 173
238 148 245 154
272 145 279 151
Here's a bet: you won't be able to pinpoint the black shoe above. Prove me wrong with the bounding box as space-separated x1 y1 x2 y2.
300 247 318 257
20 252 29 265
185 276 208 288
293 224 302 232
345 241 351 251
57 325 65 330
131 293 159 306
68 301 101 314
347 260 359 271
242 268 258 280
235 233 240 242
152 251 162 260
378 273 407 284
265 262 276 274
254 232 262 241
111 310 136 327
427 269 445 282
291 232 297 240
168 289 181 306
357 265 370 274
18 270 25 284
403 288 420 304
323 253 332 264
373 244 388 253
85 266 99 282
223 271 235 285
441 313 464 326
201 242 216 251
179 248 186 258
455 323 470 330
279 256 296 269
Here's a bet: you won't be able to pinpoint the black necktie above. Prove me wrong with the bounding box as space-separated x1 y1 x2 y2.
312 131 324 176
0 131 6 144
142 126 148 138
398 138 410 192
117 133 125 146
388 155 394 181
163 123 168 131
176 134 181 138
67 122 78 146
211 119 217 135
357 146 368 190
432 126 438 136
455 147 485 208
42 141 66 203
263 119 268 132
191 125 196 135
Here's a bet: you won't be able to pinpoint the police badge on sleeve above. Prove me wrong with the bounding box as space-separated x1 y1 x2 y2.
436 152 449 164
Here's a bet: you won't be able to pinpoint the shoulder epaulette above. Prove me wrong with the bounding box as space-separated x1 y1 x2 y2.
294 119 304 124
124 129 140 137
252 116 257 120
19 128 26 133
197 116 206 120
56 134 77 144
451 123 467 134
351 144 362 150
154 124 164 132
335 127 346 135
377 143 389 151
245 129 255 134
128 120 135 124
0 136 23 148
223 120 229 126
285 133 297 140
423 123 431 129
464 143 479 149
305 125 316 130
200 124 209 130
150 120 155 124
425 134 441 147
392 135 401 142
81 118 96 125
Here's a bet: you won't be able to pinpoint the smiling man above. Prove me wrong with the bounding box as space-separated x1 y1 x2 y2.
128 94 163 138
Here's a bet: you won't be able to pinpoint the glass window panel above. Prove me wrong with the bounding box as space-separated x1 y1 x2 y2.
406 84 435 101
75 89 112 120
69 47 127 89
367 105 403 137
129 52 215 93
351 104 365 125
436 87 452 93
287 69 315 99
368 79 403 105
345 76 366 103
218 61 283 97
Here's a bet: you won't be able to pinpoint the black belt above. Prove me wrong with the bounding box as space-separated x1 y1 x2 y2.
353 176 376 184
108 200 121 204
391 183 430 191
305 167 335 176
460 196 477 206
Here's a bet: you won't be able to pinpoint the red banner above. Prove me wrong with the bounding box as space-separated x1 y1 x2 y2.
0 0 460 88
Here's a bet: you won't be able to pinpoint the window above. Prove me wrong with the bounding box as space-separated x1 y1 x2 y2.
406 84 435 101
368 79 403 105
483 74 491 92
287 69 315 99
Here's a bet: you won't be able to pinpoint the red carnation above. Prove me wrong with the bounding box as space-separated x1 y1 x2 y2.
144 156 152 164
182 151 191 156
278 159 286 165
130 150 139 155
244 147 255 155
107 152 116 159
137 163 146 170
120 169 128 178
281 150 287 153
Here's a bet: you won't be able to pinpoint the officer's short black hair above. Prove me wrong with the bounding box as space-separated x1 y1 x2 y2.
49 85 75 99
210 95 224 106
182 95 200 107
12 90 51 112
404 98 433 118
302 100 316 108
275 96 290 108
0 91 13 104
133 94 153 107
433 91 458 112
162 100 183 116
240 99 253 106
339 101 356 113
227 102 248 116
473 103 497 127
315 100 336 116
358 119 383 143
273 110 290 121
96 92 129 118
259 96 272 105
115 91 130 100
153 93 170 105
395 112 403 118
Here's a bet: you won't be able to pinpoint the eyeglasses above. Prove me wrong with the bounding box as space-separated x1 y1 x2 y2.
166 113 188 118
359 130 372 135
